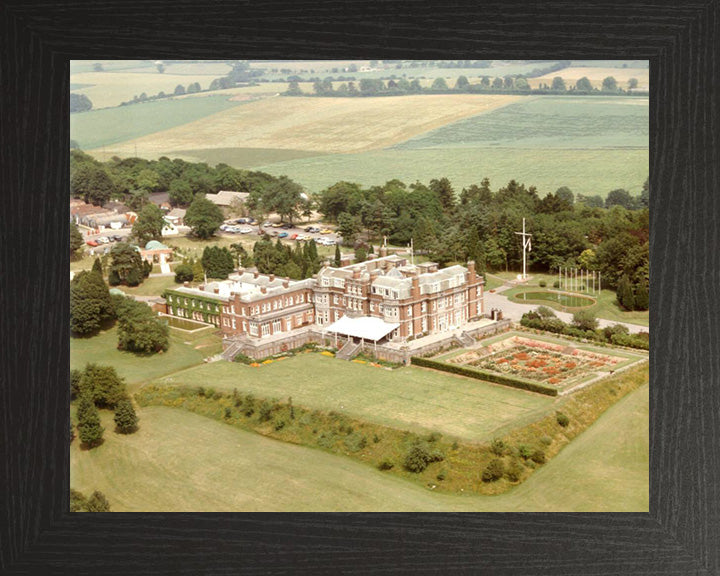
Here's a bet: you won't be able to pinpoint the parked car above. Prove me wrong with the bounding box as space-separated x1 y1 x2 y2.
235 218 248 224
271 223 283 228
263 221 272 227
86 240 99 247
268 230 278 237
97 236 110 244
278 232 289 238
321 229 332 234
290 233 298 240
309 227 321 233
239 227 253 234
281 222 293 229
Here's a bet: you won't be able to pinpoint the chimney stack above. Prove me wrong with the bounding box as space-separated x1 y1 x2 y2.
199 285 205 291
270 274 275 282
261 287 267 294
183 281 189 287
254 271 259 279
213 288 219 294
283 280 289 288
467 260 476 280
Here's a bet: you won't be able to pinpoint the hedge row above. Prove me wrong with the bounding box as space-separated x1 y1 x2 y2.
410 356 558 397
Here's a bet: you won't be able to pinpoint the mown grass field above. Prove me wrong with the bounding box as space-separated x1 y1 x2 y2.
71 95 247 150
69 382 648 511
92 94 523 157
115 275 178 297
70 327 209 385
254 147 649 196
394 96 649 150
149 353 556 442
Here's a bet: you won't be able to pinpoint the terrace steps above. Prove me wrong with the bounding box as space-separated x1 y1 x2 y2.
336 341 362 361
221 340 245 362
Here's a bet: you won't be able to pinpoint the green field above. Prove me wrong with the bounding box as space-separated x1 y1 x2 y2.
394 96 649 150
253 147 649 196
150 354 555 441
70 96 247 150
70 382 648 511
71 327 208 385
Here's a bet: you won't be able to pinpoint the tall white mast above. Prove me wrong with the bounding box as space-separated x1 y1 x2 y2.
514 218 532 280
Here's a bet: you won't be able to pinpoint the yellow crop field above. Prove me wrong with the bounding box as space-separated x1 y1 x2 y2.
93 94 523 157
529 67 650 90
70 72 224 109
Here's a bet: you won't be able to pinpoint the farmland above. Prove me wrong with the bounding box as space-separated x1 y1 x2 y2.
71 95 248 151
253 147 649 196
91 94 523 157
69 382 648 512
150 353 556 442
394 96 649 150
530 66 650 90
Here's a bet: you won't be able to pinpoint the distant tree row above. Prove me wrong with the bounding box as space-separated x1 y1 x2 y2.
286 74 642 98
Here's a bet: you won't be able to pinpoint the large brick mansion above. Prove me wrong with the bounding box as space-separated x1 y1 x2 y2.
163 253 484 357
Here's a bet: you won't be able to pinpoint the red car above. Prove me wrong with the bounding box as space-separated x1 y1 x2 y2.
290 233 298 240
86 240 99 247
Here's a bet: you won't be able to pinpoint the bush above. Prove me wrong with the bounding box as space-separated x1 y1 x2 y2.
539 436 552 446
482 458 505 482
403 442 443 473
343 432 367 452
517 444 533 460
77 394 104 448
377 459 394 471
174 263 194 283
224 407 232 419
535 305 556 319
552 280 560 288
556 412 570 427
258 400 273 422
426 431 442 443
436 470 447 481
79 364 128 409
373 433 381 443
505 458 524 482
274 420 286 431
490 438 508 456
539 280 546 287
233 353 254 364
85 491 111 512
530 449 546 464
572 309 599 331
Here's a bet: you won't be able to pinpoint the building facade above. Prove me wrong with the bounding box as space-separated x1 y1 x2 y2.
163 256 484 348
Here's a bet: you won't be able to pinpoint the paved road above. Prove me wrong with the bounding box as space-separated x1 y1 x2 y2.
485 284 649 334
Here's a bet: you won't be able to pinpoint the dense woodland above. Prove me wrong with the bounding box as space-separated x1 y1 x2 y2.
70 151 649 310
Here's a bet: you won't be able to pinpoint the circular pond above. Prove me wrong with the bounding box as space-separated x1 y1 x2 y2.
515 290 595 308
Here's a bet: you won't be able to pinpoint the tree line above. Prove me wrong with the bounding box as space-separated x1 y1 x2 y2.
314 176 649 310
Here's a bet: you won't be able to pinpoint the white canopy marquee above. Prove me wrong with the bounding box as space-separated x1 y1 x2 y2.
325 316 400 342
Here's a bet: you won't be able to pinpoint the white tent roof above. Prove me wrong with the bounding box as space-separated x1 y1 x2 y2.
325 316 399 341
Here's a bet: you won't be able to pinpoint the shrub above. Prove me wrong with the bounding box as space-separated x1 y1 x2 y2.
505 458 524 482
535 305 556 319
197 386 205 397
85 491 111 512
436 470 447 481
539 436 552 446
224 407 232 420
426 431 442 443
258 400 273 422
490 438 508 456
233 353 254 364
572 309 599 331
531 449 546 464
77 394 104 448
174 263 194 283
274 420 286 431
556 412 570 427
517 444 533 460
343 432 367 452
482 458 505 482
552 280 560 288
539 280 546 287
373 433 381 443
377 459 394 471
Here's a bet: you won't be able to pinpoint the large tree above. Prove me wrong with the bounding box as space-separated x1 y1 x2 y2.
168 179 193 206
114 397 139 434
201 246 235 279
115 297 169 354
429 177 456 212
70 270 114 335
78 363 128 409
108 243 146 286
601 76 619 92
185 196 224 239
132 203 165 245
575 76 593 92
261 176 304 223
70 163 117 206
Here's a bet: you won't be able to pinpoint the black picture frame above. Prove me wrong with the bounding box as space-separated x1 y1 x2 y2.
2 1 718 574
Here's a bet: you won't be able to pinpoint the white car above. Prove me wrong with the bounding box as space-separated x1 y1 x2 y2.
97 236 110 244
239 227 253 234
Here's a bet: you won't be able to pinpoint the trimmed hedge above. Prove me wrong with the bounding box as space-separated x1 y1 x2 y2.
410 356 558 397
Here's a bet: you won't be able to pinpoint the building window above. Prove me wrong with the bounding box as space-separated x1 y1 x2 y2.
249 323 258 336
232 318 236 330
272 320 282 333
261 324 270 336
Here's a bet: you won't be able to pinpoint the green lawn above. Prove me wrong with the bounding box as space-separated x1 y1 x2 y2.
116 275 178 297
70 382 648 511
70 95 247 150
71 327 207 386
150 353 555 442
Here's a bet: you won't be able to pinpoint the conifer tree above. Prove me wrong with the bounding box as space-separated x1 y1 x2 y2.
114 397 139 434
334 244 341 267
616 274 635 310
92 257 103 276
77 394 104 448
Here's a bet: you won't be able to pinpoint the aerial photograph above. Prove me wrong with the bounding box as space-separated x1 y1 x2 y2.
69 59 649 512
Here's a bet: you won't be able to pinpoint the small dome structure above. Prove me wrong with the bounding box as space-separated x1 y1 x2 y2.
145 240 169 251
109 288 126 296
